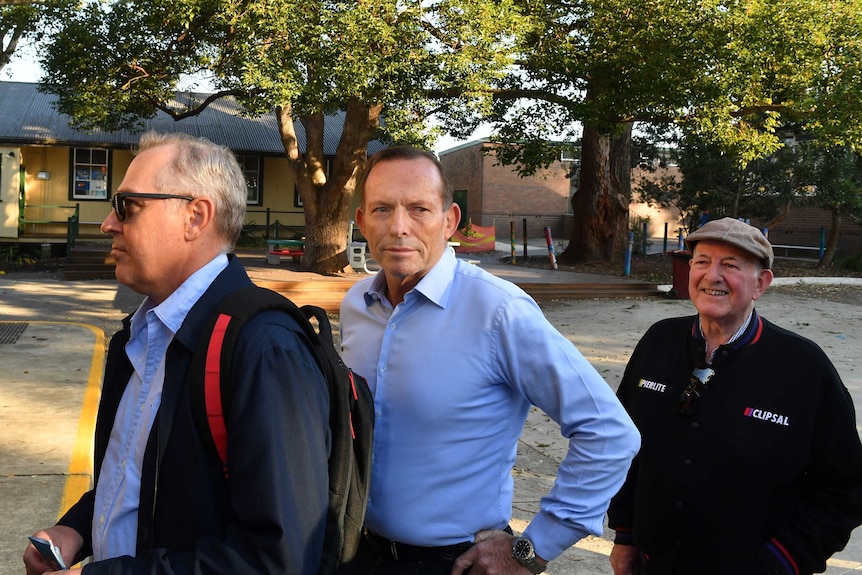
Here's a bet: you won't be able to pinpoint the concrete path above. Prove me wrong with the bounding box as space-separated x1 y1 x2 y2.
1 255 861 574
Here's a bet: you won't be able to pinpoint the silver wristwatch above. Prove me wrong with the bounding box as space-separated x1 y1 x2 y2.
511 536 546 574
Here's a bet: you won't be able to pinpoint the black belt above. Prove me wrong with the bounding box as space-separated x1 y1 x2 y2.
364 530 474 563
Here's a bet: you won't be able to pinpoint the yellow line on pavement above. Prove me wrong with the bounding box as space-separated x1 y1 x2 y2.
43 322 104 519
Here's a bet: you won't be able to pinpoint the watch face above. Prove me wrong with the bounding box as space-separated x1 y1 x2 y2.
513 538 533 560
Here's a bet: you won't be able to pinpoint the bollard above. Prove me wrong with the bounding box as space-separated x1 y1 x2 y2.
663 222 668 253
510 221 516 264
544 227 558 270
624 232 633 276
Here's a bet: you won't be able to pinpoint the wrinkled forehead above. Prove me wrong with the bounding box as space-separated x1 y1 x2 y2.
364 157 447 204
692 240 762 266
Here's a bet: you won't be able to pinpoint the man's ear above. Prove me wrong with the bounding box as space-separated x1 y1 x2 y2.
185 197 216 240
355 206 365 236
445 202 461 238
752 267 774 300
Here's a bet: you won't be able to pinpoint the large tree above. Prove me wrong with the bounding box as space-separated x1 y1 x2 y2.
38 0 524 272
635 128 808 233
465 0 862 263
797 144 862 266
0 0 69 72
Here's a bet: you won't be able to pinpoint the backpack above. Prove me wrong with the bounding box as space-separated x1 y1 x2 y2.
189 284 374 575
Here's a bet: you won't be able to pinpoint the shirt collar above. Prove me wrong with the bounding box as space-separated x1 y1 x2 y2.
363 247 457 309
692 308 763 352
131 253 229 335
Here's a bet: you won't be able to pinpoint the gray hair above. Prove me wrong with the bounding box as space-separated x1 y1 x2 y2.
136 131 247 249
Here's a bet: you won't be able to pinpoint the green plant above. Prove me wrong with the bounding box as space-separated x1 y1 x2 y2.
834 253 862 272
459 218 479 238
629 215 652 255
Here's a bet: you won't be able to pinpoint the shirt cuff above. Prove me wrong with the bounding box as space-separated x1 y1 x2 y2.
613 528 634 546
522 510 590 562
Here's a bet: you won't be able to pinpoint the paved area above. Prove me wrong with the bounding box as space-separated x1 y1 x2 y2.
1 249 861 574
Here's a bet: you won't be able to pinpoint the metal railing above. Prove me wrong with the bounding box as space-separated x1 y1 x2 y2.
19 203 81 258
243 208 305 241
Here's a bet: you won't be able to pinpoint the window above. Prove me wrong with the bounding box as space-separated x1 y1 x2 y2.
237 155 262 204
71 148 110 200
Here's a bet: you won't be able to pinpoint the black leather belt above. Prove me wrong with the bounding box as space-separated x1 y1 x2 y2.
364 530 474 563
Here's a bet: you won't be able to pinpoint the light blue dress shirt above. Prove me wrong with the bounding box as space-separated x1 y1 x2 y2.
92 254 228 560
339 248 640 561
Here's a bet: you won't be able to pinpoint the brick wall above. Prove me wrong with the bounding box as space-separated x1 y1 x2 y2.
439 142 484 224
753 207 862 256
440 142 861 257
440 141 573 240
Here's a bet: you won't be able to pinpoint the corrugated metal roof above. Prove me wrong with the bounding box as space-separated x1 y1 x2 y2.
0 81 386 156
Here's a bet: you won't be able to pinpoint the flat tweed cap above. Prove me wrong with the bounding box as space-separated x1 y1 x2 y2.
685 217 774 269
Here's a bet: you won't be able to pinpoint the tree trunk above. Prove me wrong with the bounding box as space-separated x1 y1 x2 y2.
559 122 632 264
818 208 841 268
276 98 383 274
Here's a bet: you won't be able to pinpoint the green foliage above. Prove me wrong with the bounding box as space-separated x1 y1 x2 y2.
487 0 862 170
629 215 651 255
797 143 862 220
36 0 527 271
0 0 73 72
834 253 862 272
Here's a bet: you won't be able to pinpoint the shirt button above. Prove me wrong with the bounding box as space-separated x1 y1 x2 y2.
684 458 692 465
691 421 699 429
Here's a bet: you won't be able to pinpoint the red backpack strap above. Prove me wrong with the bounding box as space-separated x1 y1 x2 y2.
205 313 233 477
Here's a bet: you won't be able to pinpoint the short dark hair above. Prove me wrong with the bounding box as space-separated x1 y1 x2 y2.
357 146 454 208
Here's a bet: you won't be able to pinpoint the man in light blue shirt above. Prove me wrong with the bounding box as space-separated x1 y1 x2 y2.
339 146 640 575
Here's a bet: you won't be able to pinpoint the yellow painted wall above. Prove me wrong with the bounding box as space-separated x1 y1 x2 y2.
0 147 20 238
244 155 304 229
15 146 306 238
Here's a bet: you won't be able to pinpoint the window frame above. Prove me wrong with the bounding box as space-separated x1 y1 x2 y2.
236 154 263 205
70 148 112 201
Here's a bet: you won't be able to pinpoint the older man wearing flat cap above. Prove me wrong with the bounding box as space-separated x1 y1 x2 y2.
607 217 862 575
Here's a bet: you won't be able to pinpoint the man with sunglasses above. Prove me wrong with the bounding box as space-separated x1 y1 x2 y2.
24 132 330 575
608 218 862 575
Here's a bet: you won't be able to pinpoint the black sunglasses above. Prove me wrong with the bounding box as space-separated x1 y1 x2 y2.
678 364 715 416
111 192 195 221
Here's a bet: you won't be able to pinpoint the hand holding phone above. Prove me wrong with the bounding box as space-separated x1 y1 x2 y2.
28 535 68 571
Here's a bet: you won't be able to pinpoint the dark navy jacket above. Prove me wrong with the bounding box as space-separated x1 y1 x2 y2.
59 256 331 574
608 311 862 575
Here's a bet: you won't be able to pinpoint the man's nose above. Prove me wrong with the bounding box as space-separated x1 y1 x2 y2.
101 210 119 234
389 208 410 236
